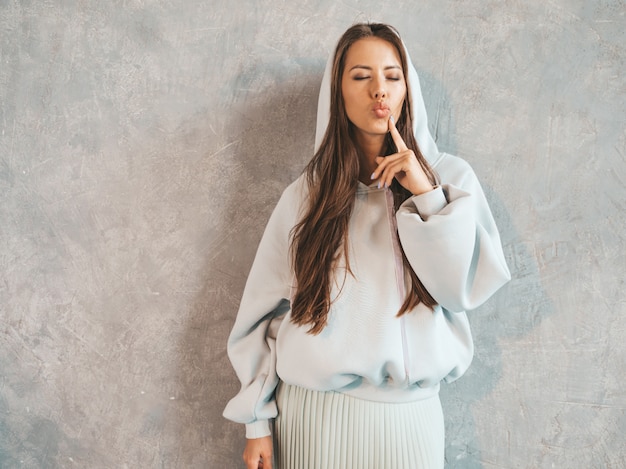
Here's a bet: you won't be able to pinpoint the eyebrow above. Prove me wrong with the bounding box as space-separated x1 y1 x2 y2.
349 65 402 71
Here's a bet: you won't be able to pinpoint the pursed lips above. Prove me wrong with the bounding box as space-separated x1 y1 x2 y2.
372 102 390 118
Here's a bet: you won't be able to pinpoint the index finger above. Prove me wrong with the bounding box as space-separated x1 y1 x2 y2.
388 115 408 152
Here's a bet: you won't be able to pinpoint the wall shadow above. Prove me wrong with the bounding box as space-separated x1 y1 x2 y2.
172 60 322 467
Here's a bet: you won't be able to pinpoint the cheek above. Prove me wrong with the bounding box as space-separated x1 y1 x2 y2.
341 87 356 109
393 100 405 119
397 83 407 105
395 88 407 116
341 93 360 122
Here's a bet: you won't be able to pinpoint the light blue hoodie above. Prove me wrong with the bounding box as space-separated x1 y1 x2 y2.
223 32 511 439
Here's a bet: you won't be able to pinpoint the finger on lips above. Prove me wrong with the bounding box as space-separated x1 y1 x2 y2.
388 115 408 152
370 115 412 189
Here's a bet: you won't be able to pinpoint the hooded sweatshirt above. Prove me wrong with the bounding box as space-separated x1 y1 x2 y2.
223 32 511 439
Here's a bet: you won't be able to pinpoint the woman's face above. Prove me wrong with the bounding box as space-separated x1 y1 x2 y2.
341 37 406 142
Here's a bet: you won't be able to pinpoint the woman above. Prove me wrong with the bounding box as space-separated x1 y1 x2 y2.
223 23 510 469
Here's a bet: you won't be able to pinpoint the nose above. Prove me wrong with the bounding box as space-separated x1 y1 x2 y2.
372 76 387 100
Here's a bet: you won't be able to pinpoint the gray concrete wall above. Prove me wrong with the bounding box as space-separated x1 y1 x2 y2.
1 0 624 467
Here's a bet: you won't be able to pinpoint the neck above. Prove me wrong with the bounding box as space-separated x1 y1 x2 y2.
356 133 385 184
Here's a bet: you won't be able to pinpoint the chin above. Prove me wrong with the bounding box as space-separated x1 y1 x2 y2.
350 119 388 139
370 121 390 135
364 118 387 130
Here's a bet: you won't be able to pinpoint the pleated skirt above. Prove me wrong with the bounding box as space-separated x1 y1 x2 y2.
274 382 445 469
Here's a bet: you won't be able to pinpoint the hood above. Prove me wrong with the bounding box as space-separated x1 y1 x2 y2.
314 30 442 167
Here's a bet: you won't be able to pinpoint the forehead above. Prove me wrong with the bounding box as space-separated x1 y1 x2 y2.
343 37 402 69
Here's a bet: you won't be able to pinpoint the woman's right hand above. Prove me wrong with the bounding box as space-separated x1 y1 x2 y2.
243 436 273 469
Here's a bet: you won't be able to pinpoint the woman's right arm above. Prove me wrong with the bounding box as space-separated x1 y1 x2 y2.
223 182 300 439
244 436 274 469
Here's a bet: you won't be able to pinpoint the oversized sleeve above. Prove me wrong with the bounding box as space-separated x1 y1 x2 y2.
396 156 510 312
222 184 299 439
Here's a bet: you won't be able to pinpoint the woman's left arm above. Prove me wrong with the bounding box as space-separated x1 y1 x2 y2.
395 158 511 312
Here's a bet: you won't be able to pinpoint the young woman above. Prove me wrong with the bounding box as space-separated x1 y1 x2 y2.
223 23 510 469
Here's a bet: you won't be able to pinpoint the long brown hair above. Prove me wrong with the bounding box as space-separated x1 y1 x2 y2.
291 23 438 334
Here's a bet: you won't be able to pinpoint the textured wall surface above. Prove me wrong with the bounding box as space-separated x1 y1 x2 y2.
1 0 624 467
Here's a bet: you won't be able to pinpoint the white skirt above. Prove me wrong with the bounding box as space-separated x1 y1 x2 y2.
274 382 445 469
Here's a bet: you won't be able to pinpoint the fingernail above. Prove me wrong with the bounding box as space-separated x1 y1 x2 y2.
390 115 395 124
384 182 389 189
377 181 382 189
370 172 376 180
